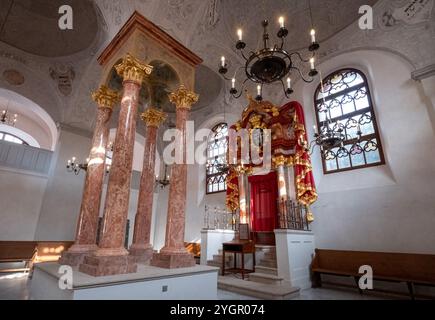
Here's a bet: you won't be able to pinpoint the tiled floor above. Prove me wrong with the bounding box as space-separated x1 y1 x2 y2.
0 273 391 300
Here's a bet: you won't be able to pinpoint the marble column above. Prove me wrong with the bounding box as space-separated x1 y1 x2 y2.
151 86 198 269
129 108 166 262
79 54 153 277
237 168 251 240
59 86 118 266
274 156 289 229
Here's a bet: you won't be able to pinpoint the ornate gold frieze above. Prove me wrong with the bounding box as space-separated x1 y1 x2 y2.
169 85 199 110
141 108 167 128
92 85 119 110
115 53 153 84
272 155 287 168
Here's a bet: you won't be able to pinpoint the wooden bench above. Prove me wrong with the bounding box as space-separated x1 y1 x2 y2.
311 249 435 299
0 241 37 273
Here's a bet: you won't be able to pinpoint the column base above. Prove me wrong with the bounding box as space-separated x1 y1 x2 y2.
78 255 137 277
150 251 196 269
58 244 98 267
129 245 154 264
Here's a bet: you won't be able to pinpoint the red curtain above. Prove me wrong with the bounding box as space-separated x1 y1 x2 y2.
249 172 278 232
283 101 318 206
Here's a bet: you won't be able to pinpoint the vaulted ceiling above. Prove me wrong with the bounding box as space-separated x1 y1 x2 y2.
0 0 380 132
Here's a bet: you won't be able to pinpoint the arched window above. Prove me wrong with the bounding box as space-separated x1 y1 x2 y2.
0 131 29 145
206 123 228 194
314 69 385 173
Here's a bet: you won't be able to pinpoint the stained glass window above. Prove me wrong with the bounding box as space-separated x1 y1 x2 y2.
314 69 385 173
206 123 228 194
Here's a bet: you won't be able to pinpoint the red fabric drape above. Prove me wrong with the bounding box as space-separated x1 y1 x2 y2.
283 101 318 206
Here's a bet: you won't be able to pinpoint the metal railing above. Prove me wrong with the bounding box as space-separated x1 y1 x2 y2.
277 199 311 231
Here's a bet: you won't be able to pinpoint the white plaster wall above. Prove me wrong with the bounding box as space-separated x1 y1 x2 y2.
0 169 47 240
292 50 435 254
34 129 90 241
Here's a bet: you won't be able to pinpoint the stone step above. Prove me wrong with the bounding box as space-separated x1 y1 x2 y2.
249 272 284 285
258 258 277 268
207 260 231 269
255 245 276 253
264 251 277 260
213 254 233 263
255 266 278 276
218 276 299 300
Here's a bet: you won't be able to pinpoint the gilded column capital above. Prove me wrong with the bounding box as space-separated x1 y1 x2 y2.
169 85 199 111
115 53 153 85
92 85 119 110
141 108 167 128
272 155 288 168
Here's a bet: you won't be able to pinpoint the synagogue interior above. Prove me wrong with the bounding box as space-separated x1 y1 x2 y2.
0 0 434 302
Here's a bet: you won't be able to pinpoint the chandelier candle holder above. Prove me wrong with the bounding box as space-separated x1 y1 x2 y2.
155 164 170 189
0 109 18 127
218 16 319 100
66 156 111 176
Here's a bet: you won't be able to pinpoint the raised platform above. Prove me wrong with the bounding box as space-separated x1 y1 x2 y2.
30 262 219 300
218 276 300 300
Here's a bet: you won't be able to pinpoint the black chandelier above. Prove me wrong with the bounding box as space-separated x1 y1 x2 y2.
218 16 320 101
155 164 170 189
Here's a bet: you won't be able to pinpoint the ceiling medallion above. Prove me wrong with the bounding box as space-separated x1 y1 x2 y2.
218 15 320 101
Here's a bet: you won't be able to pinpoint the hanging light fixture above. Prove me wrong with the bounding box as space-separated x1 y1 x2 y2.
1 102 18 127
66 141 113 176
218 1 320 101
155 164 170 189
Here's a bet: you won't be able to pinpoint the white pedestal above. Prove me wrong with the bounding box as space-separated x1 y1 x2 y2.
274 230 316 290
200 229 236 265
30 262 219 300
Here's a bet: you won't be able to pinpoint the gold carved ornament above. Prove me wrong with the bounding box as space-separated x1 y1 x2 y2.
168 85 199 111
92 85 119 111
141 108 167 128
115 53 153 85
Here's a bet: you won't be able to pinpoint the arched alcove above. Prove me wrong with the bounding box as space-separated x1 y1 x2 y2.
0 88 58 150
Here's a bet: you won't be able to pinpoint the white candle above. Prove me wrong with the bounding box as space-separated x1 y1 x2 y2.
257 85 262 96
310 57 315 70
237 29 243 41
221 56 226 67
231 78 236 89
67 160 71 165
313 125 317 133
287 77 291 89
72 157 76 163
311 29 316 43
279 17 285 29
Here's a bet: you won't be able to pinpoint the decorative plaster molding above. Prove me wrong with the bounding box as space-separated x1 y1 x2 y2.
411 64 435 80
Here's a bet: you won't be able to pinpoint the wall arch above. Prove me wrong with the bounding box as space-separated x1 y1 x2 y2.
0 88 58 150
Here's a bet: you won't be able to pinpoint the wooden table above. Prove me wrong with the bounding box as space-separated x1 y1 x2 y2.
222 240 256 280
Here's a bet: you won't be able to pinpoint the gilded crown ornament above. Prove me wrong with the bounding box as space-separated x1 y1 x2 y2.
92 86 119 110
169 85 199 110
141 108 167 128
115 53 153 84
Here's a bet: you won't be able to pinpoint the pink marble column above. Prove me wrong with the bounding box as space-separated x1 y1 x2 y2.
129 108 166 262
59 86 117 266
79 54 153 277
151 85 198 269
